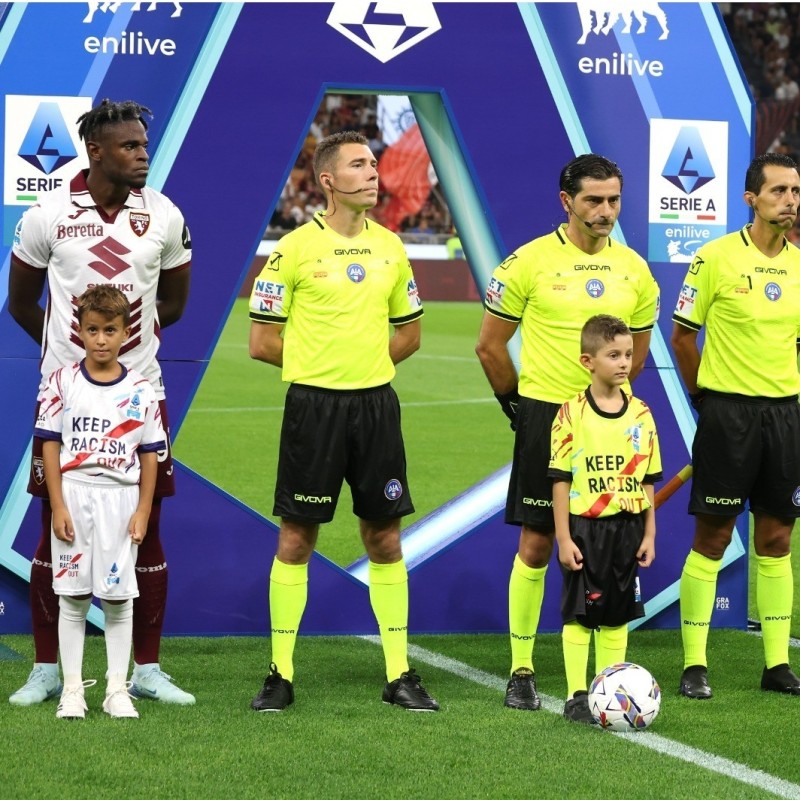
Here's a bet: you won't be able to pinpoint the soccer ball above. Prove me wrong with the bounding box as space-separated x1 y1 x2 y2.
588 662 661 731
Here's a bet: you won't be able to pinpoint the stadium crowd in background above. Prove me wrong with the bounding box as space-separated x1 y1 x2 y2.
722 3 800 242
265 94 451 241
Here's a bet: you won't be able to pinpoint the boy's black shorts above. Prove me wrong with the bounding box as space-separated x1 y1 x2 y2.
560 512 646 628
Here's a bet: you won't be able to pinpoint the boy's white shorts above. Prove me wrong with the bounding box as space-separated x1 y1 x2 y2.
51 480 140 600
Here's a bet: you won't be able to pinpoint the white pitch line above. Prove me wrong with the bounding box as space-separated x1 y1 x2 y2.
187 398 494 413
359 636 800 800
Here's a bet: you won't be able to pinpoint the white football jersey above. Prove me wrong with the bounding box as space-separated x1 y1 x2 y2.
34 361 166 485
12 170 191 398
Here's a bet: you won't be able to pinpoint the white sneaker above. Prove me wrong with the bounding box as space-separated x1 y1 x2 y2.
56 680 96 720
10 664 62 706
129 664 195 705
103 684 139 718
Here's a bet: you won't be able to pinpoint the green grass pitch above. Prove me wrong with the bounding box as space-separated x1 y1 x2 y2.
7 301 800 799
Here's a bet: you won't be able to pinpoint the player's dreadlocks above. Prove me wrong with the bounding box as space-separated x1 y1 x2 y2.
77 99 152 142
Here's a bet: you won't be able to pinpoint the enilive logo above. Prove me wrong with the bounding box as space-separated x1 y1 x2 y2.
575 2 669 78
327 1 441 64
576 1 669 44
83 1 181 56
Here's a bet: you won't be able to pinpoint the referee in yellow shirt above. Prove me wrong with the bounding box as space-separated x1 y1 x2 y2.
476 154 660 711
248 131 437 712
672 153 800 700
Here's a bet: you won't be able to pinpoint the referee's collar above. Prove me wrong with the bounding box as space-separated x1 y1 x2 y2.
739 223 788 251
555 223 613 249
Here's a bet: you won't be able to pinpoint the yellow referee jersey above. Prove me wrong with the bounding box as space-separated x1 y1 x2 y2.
484 226 660 403
672 226 800 397
249 212 423 389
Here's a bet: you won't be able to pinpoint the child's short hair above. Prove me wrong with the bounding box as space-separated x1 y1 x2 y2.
77 285 131 327
581 314 631 355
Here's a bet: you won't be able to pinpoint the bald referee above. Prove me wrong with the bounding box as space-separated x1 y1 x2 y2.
476 154 660 711
673 153 800 700
247 131 438 712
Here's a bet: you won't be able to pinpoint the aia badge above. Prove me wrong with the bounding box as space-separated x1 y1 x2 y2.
129 211 150 237
347 263 366 283
764 282 781 301
586 278 605 298
384 478 403 500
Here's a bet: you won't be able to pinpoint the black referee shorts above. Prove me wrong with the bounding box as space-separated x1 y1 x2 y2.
689 391 800 518
273 383 415 524
505 396 562 530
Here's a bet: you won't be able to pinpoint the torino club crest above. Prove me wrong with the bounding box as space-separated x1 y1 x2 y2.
130 212 150 237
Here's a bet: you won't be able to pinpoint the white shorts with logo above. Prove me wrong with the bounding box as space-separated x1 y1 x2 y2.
51 480 140 600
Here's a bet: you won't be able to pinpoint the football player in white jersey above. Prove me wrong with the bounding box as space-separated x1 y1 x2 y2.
9 99 194 706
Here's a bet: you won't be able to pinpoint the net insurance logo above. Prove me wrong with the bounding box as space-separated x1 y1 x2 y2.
4 96 92 208
647 119 728 263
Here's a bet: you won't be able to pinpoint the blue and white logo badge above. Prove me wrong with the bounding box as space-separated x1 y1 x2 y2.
662 126 715 194
765 282 782 301
5 95 92 206
384 479 403 501
626 423 642 453
106 562 120 586
327 1 441 64
586 278 605 298
347 263 366 283
793 486 800 507
19 102 77 174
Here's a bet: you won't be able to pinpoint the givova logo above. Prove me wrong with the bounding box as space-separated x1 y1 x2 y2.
4 95 92 206
327 1 441 64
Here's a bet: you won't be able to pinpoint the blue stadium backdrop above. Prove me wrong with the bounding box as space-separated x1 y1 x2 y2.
0 2 752 635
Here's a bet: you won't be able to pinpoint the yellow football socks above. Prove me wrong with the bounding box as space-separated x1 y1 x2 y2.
756 553 793 669
562 621 592 697
269 558 308 682
508 555 548 673
594 624 629 675
679 548 722 669
369 559 410 681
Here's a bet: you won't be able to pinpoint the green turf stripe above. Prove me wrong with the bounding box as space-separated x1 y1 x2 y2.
0 641 25 660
